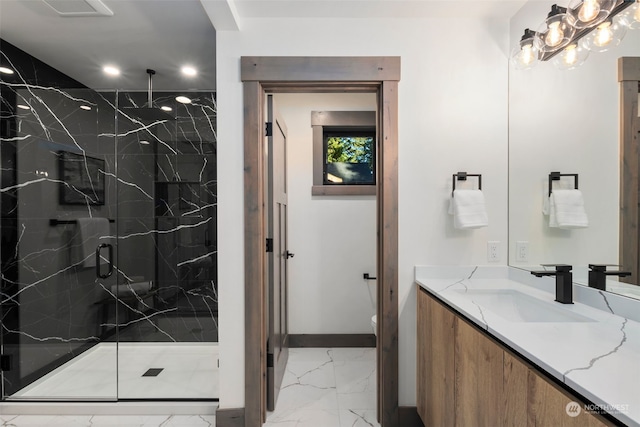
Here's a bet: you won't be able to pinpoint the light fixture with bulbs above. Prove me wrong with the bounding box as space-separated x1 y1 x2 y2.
512 0 636 70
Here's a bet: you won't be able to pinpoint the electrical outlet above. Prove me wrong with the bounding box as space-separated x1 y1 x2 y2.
487 241 500 262
516 241 529 262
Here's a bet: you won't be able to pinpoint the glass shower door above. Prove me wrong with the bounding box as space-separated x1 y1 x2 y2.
0 83 119 400
114 90 218 400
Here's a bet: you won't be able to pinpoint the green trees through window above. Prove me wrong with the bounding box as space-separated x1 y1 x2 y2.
324 130 375 184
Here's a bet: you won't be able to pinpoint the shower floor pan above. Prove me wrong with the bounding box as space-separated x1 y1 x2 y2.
9 342 218 400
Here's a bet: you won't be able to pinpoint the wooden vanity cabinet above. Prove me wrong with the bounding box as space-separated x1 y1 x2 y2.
417 286 614 427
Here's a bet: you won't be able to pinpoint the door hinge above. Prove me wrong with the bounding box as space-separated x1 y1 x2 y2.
265 122 273 137
0 354 12 371
266 238 273 253
267 352 274 368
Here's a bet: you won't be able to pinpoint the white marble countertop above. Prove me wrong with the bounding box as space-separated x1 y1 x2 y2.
415 266 640 427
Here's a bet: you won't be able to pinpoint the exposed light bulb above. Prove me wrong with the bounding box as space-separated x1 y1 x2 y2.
578 0 601 22
545 21 564 47
176 96 192 104
0 66 14 74
511 29 539 70
594 21 613 47
521 44 536 66
563 45 578 65
553 42 589 70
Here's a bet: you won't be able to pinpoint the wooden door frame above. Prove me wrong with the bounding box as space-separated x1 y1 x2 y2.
242 56 400 427
618 57 640 283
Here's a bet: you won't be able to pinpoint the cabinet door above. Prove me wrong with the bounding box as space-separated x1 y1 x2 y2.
528 369 611 427
417 288 455 427
454 316 504 426
503 351 529 426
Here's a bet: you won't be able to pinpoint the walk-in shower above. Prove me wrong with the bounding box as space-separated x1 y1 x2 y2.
0 40 218 402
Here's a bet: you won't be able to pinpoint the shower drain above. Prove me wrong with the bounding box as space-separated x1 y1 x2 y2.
142 368 164 377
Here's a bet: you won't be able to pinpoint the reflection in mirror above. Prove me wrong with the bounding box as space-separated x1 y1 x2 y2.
509 1 640 300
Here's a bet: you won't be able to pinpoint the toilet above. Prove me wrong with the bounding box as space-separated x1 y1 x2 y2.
371 314 377 336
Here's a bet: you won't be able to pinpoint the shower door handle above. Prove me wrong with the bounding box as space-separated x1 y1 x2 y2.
96 243 114 279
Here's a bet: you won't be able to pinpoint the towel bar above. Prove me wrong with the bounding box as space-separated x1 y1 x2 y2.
49 218 115 226
452 172 482 196
548 172 578 196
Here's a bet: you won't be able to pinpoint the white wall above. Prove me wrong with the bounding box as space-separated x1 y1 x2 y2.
217 16 509 409
508 3 640 271
275 93 377 335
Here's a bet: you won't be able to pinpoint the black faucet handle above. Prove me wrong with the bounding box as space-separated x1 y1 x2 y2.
541 263 572 271
589 263 618 271
588 264 631 277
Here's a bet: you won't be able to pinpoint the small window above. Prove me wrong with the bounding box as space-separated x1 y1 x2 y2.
324 129 375 185
311 111 376 196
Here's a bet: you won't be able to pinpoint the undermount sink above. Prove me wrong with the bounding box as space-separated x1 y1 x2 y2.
454 289 596 323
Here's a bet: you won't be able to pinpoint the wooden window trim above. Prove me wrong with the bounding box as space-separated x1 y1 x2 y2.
311 110 376 196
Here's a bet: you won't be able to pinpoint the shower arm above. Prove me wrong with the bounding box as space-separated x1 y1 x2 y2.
146 68 155 107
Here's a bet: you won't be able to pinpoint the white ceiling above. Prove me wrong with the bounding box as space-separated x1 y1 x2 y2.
0 0 530 91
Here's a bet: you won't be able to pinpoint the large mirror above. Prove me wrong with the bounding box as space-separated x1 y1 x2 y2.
508 1 640 299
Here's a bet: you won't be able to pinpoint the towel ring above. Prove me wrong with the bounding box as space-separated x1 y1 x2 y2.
452 172 482 196
548 172 578 196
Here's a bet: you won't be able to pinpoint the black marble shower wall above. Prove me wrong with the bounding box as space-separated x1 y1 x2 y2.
0 40 217 398
113 91 218 344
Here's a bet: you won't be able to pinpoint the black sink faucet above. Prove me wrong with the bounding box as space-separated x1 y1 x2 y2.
588 264 631 291
530 264 573 304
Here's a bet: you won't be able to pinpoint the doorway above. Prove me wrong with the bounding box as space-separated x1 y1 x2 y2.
241 56 400 427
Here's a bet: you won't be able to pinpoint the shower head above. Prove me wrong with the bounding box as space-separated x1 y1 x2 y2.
122 69 175 122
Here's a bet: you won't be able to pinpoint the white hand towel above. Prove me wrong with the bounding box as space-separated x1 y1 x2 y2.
75 217 111 268
545 195 559 228
449 189 489 229
550 189 588 229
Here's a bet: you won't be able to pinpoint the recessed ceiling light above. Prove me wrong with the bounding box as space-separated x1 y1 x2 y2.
139 140 150 145
103 66 120 76
176 96 192 104
0 67 14 75
181 66 197 77
161 106 172 112
80 105 92 111
17 104 30 110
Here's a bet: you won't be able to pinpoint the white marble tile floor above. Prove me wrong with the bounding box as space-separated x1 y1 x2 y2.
0 347 376 427
265 347 380 427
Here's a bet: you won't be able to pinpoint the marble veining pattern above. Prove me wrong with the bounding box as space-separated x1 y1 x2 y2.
415 265 640 427
265 348 379 427
1 42 218 400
